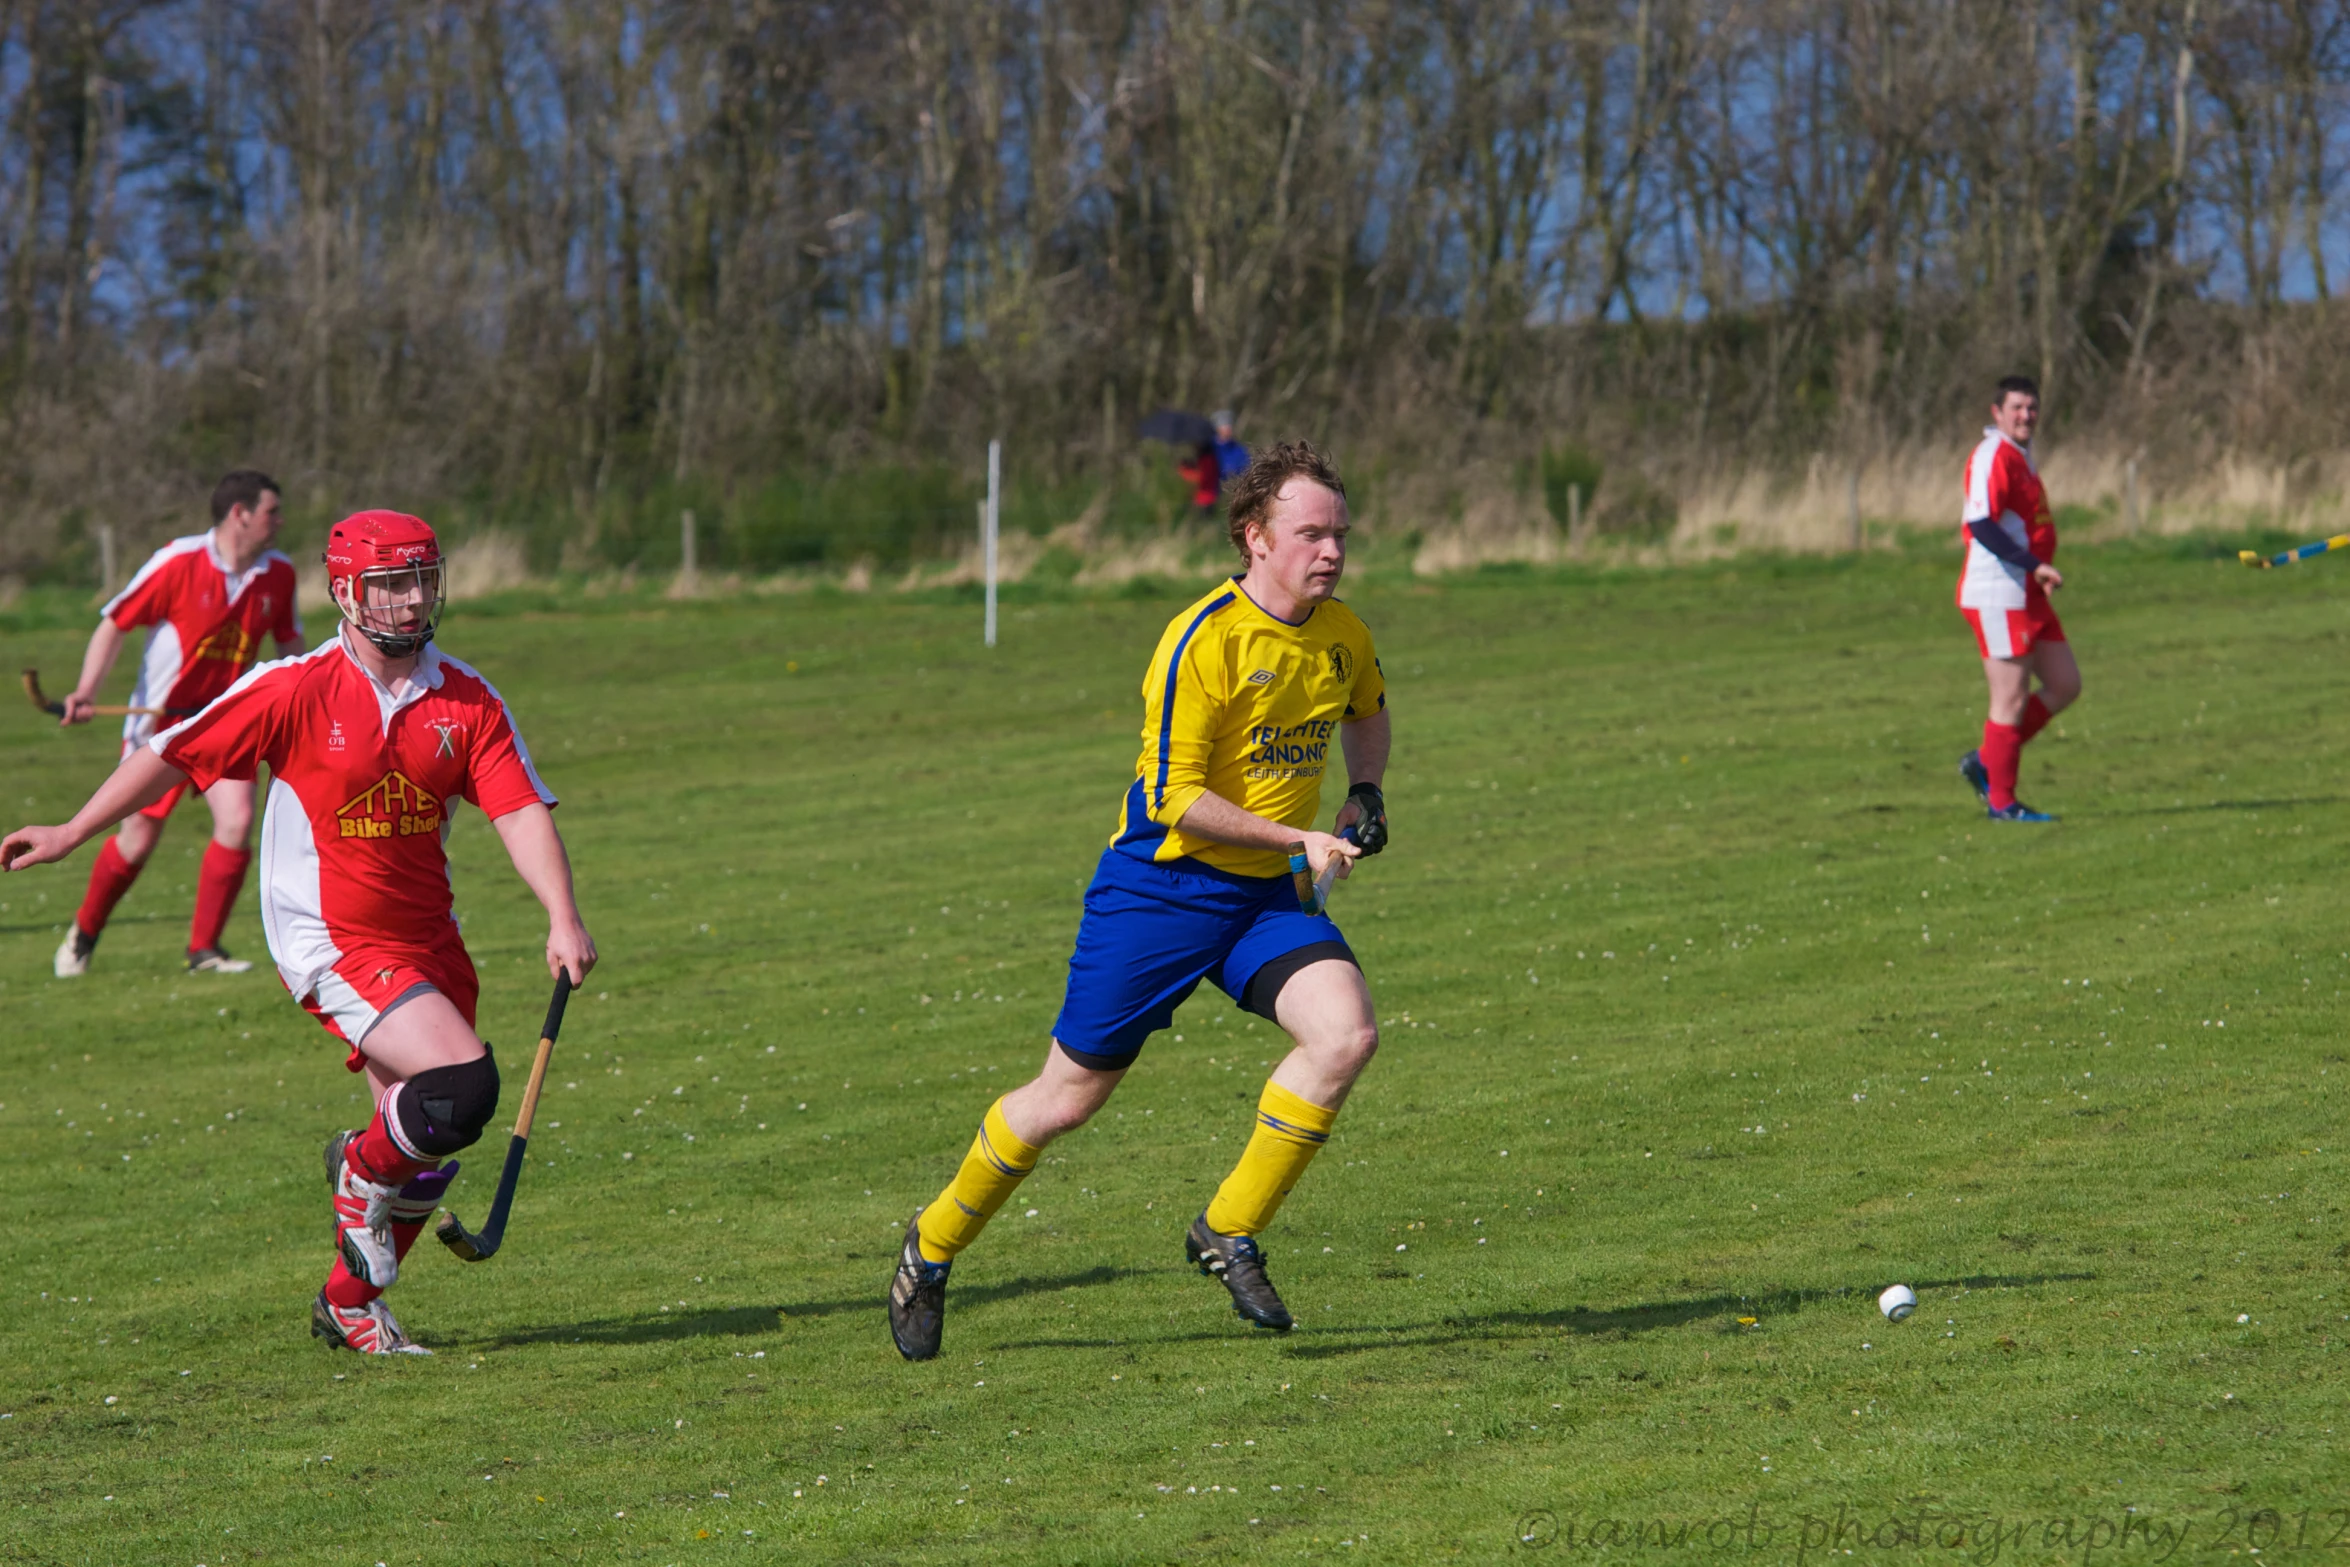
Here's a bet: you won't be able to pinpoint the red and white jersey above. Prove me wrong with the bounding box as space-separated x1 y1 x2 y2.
151 634 556 1002
104 532 301 749
1956 429 2056 612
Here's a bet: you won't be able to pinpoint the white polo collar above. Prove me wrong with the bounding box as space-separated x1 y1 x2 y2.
1982 426 2037 470
204 530 276 604
336 625 445 731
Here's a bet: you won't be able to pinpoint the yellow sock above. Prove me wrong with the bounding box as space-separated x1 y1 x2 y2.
1203 1080 1339 1237
915 1098 1040 1263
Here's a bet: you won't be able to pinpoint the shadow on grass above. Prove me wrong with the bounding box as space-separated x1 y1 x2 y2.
2116 797 2348 816
1270 1270 2100 1358
468 1265 1142 1348
985 1270 2099 1359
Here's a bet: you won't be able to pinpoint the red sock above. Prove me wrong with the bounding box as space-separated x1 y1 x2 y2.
2015 694 2053 746
322 1164 448 1310
344 1091 435 1190
1981 720 2023 810
188 843 251 953
74 837 146 940
323 1256 380 1309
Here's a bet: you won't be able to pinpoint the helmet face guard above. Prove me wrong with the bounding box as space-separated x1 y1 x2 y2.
336 560 445 657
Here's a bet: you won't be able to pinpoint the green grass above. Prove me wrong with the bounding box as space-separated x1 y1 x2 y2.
4 544 2347 1563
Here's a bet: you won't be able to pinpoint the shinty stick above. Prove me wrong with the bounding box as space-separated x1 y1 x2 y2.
22 668 194 719
436 972 572 1263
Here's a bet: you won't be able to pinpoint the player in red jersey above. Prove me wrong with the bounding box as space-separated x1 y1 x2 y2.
1954 375 2079 822
53 470 305 976
4 511 597 1355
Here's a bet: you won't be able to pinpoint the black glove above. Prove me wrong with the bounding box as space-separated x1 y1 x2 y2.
1343 781 1388 856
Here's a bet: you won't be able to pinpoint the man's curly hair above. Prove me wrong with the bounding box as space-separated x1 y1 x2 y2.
1225 440 1347 560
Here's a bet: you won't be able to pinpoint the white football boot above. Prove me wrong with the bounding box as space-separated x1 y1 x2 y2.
311 1291 431 1355
53 928 95 978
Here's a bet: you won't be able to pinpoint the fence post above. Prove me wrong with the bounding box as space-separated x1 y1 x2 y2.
2124 458 2140 536
1566 484 1584 551
97 522 117 597
984 439 1000 648
1847 468 1862 552
679 508 698 591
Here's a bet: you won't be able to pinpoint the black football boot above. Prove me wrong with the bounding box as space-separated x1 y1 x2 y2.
889 1212 951 1361
1186 1213 1294 1331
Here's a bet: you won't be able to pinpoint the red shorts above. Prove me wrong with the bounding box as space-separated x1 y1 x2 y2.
1963 601 2065 661
138 780 189 822
295 929 480 1071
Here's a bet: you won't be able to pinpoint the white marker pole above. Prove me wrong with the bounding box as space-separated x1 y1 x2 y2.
984 438 1001 648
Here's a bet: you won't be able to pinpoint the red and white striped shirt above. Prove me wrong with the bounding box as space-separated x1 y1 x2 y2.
103 532 302 749
1957 429 2056 612
152 634 555 1001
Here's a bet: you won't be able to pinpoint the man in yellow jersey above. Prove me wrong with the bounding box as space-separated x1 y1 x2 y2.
889 441 1391 1360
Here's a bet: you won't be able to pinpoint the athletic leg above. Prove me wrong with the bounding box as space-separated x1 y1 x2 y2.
889 1040 1123 1361
187 780 255 965
2024 639 2081 727
58 800 169 976
325 990 496 1296
1204 959 1374 1239
915 1042 1122 1265
1265 959 1380 1109
1189 952 1379 1330
1979 652 2032 810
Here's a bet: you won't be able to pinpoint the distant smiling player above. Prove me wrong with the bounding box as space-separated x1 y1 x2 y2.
53 470 304 978
889 441 1391 1360
1956 375 2080 822
4 511 596 1355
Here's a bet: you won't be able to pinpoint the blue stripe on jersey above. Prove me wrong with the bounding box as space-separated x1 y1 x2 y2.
1151 591 1236 811
1112 776 1163 860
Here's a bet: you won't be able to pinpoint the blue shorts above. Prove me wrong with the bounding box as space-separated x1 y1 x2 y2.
1052 849 1355 1070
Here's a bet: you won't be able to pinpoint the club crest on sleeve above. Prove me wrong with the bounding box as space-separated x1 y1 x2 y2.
1247 668 1277 686
1326 644 1354 685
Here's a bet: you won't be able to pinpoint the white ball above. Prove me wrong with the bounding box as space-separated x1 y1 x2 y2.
1878 1284 1917 1321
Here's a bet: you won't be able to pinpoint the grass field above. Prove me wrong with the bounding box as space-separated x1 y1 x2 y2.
4 542 2348 1565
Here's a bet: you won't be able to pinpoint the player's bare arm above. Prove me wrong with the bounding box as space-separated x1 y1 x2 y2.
1178 707 1390 882
59 618 130 726
1 746 187 871
1333 708 1390 830
489 803 599 983
1177 794 1361 879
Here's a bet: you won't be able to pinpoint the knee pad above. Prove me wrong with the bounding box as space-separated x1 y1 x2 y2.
393 1047 501 1156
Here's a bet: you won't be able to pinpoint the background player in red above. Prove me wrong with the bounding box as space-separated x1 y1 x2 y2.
53 469 304 977
3 511 596 1356
1954 375 2080 822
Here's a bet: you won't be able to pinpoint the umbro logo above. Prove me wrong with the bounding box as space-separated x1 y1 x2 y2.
1247 669 1276 685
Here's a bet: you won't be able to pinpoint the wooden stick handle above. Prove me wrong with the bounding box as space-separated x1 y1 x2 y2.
508 973 572 1139
511 1033 555 1140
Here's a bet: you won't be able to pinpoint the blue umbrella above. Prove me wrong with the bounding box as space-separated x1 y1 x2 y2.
1137 408 1217 447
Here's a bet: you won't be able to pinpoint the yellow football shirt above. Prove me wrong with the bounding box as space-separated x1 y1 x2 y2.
1110 577 1387 877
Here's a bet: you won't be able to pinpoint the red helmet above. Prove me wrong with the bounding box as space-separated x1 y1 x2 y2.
324 510 445 656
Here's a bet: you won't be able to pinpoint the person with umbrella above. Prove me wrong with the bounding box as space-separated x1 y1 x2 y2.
1212 411 1249 495
1139 408 1231 517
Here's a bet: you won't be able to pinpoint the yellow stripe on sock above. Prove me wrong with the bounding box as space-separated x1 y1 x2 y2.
916 1098 1041 1263
1204 1080 1339 1238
